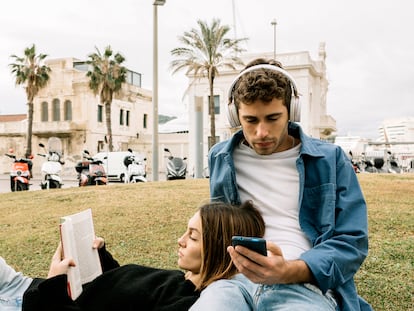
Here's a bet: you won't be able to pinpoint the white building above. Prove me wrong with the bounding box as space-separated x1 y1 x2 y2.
185 43 336 174
377 117 414 143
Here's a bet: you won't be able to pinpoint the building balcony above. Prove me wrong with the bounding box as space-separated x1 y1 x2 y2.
33 120 88 137
319 114 337 137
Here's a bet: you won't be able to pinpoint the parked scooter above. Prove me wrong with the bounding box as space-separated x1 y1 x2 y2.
348 151 361 173
123 148 147 183
75 150 107 186
38 142 65 189
5 151 32 191
164 148 187 180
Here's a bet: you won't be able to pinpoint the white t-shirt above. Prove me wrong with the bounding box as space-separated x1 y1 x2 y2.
233 141 311 260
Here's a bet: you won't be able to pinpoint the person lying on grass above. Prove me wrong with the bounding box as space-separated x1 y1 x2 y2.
0 200 265 311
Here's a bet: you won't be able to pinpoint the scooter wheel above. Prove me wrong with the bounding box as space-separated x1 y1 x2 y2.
16 182 28 191
49 180 61 189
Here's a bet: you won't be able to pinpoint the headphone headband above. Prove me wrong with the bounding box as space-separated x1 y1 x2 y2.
226 64 301 127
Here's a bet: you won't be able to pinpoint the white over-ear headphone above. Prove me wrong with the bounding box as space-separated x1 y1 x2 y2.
226 64 301 128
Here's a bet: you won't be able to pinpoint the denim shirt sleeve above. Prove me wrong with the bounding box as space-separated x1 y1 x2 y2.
298 145 369 294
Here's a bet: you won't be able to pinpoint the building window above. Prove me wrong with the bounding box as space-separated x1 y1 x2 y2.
126 70 142 87
126 110 130 126
208 95 220 114
120 109 124 125
97 140 104 153
64 100 72 121
97 105 103 123
41 101 48 122
143 114 148 129
52 99 60 121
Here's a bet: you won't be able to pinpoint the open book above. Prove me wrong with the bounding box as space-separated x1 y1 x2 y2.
59 208 102 300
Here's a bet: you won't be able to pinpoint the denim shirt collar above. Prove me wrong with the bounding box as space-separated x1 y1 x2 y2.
214 122 324 159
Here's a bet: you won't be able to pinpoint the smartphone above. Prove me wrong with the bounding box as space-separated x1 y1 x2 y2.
231 236 267 256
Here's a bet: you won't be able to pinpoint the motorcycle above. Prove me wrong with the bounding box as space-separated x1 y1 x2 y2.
75 150 107 186
5 152 32 191
123 148 147 183
164 148 187 180
38 141 65 189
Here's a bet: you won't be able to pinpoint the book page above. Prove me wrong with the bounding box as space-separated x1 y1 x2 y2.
60 209 102 299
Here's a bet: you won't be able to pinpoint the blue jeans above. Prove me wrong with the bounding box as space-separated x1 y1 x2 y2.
256 282 337 310
0 257 33 311
191 274 337 311
190 274 258 311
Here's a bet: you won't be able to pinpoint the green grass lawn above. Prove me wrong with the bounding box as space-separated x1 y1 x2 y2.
1 174 413 310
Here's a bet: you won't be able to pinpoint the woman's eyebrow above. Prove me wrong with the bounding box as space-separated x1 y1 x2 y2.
189 227 200 234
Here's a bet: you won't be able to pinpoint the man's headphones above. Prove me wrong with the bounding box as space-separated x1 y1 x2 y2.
226 64 301 128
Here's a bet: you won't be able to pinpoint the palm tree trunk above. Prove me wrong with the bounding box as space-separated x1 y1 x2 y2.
208 72 216 148
105 102 113 151
25 102 34 158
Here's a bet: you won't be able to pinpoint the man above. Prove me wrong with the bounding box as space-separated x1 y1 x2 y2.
203 58 372 310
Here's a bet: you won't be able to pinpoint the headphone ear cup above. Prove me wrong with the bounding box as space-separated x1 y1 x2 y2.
226 100 241 128
290 96 301 122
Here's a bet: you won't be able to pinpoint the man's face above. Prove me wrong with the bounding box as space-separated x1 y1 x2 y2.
238 98 291 155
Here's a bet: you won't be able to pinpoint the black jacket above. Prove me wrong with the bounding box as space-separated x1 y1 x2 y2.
23 247 199 311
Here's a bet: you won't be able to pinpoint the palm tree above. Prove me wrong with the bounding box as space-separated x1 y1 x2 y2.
9 44 51 158
170 19 247 147
86 46 127 152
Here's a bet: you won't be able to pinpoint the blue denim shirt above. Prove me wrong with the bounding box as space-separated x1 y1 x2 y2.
208 122 372 311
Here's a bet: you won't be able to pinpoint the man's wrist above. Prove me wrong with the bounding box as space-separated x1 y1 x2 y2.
283 260 313 284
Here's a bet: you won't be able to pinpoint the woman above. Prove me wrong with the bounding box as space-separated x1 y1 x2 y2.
1 200 265 311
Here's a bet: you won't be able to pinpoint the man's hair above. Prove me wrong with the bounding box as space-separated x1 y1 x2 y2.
232 58 292 112
197 200 265 290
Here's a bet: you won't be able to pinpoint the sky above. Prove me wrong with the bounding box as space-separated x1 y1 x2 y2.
1 0 412 139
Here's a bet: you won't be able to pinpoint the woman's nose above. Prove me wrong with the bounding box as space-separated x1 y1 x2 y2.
177 235 185 247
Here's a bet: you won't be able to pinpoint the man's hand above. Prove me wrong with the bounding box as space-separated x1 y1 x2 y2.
227 241 313 285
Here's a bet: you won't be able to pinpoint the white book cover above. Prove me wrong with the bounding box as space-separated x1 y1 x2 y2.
59 208 102 300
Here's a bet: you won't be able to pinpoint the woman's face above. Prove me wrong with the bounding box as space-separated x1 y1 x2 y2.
177 211 202 273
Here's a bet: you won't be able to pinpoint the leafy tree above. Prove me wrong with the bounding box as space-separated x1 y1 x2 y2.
170 19 247 147
9 44 51 158
86 46 127 151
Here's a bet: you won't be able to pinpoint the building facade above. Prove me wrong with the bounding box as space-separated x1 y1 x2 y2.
0 57 153 176
185 43 336 174
1 44 337 179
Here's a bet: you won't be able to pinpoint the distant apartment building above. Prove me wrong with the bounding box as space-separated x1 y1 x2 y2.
377 117 414 143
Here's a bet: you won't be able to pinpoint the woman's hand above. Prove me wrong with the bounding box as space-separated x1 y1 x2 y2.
47 237 104 279
47 243 75 278
93 236 105 249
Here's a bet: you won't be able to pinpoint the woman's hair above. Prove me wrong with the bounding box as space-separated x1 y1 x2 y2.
233 57 292 111
196 200 265 290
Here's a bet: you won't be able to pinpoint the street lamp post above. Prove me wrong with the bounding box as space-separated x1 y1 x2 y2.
271 18 277 60
152 0 166 181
